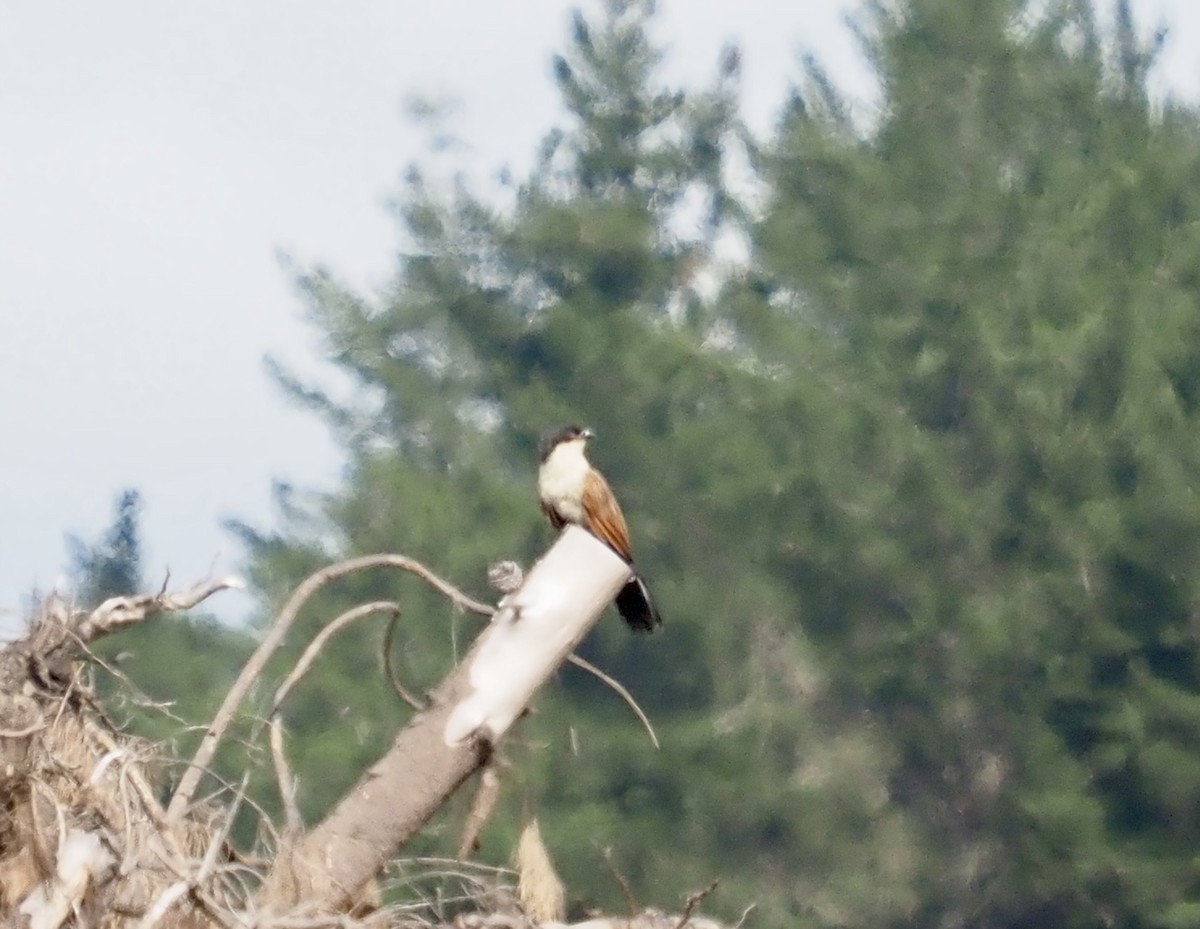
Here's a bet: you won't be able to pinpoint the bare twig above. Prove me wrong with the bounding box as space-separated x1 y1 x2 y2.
77 634 199 732
382 606 425 711
731 902 758 929
675 880 719 929
167 554 492 825
407 857 516 877
136 881 189 929
602 846 638 916
268 601 405 828
196 772 249 886
457 759 504 860
75 576 243 644
273 602 403 711
270 719 303 833
567 653 659 749
0 720 48 738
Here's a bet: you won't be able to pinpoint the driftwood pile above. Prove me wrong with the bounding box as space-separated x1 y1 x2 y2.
0 543 734 929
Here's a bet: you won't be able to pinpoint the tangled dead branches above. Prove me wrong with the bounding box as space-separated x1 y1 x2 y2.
0 552 738 929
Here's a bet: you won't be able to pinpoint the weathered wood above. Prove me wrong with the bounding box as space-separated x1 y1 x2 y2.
258 527 631 913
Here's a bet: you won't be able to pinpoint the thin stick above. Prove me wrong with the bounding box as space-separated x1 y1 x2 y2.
0 720 47 738
167 554 491 825
196 772 250 885
675 879 719 929
567 653 659 749
270 718 303 833
272 602 402 710
382 606 424 711
602 846 638 916
456 759 504 860
136 882 189 929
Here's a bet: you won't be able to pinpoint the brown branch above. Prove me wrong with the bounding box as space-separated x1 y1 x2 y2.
675 880 719 929
382 606 425 711
456 759 504 860
166 554 492 825
603 847 639 916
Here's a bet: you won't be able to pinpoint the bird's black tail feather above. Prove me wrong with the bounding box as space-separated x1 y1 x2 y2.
615 576 662 633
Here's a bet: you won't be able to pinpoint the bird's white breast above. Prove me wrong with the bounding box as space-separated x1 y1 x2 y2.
538 441 589 524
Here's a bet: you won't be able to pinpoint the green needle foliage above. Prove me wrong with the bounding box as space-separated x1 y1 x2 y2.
222 0 1200 925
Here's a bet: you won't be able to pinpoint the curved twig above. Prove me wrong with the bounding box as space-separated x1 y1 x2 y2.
269 601 403 831
0 720 48 738
383 606 425 711
272 601 403 712
167 554 491 825
566 654 659 750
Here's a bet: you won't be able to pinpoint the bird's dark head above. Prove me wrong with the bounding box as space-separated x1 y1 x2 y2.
538 424 594 462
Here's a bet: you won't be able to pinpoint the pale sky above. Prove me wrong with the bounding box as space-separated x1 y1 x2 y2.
1 1 1198 628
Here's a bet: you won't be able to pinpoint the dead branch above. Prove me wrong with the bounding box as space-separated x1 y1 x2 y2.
9 579 240 690
270 719 303 834
383 606 426 711
603 847 639 917
0 550 749 929
74 576 243 645
256 529 631 915
167 554 492 825
0 720 48 738
457 760 505 861
675 880 719 929
273 601 404 711
566 653 659 750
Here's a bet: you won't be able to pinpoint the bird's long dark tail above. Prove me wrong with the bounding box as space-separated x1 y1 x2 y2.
615 575 662 633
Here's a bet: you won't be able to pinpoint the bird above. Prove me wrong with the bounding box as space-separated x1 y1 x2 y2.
537 424 662 632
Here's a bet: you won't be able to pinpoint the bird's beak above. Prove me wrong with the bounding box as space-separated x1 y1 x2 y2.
581 428 595 440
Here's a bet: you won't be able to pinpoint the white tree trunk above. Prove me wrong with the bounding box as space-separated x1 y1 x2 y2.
259 527 632 913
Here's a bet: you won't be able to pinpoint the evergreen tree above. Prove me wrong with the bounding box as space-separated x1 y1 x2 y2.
68 488 144 605
238 1 764 901
236 0 1200 925
746 0 1200 925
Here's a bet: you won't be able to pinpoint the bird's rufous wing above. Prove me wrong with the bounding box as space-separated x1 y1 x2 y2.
581 469 634 562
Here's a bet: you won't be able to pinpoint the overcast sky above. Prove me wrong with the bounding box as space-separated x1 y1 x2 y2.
1 1 1198 628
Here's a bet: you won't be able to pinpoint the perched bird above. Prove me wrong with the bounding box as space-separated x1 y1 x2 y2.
537 425 663 632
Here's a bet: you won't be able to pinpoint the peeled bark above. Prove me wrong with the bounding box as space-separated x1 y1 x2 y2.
258 526 631 913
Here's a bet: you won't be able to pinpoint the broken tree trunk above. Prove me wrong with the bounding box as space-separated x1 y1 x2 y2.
258 526 631 914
